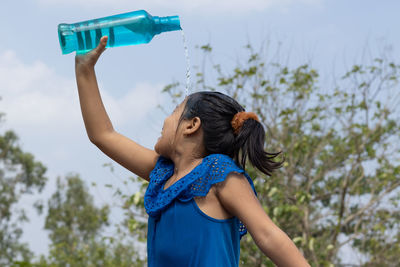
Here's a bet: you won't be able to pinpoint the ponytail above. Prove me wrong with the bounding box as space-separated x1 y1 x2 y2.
233 119 284 176
179 91 284 176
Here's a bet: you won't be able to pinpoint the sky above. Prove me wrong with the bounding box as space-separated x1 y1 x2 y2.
1 0 400 263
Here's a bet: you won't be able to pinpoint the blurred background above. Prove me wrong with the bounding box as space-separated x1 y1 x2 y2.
1 0 399 266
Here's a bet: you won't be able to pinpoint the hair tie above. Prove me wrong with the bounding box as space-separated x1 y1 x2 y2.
231 111 260 135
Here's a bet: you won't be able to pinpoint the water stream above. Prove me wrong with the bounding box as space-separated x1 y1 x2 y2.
181 30 192 96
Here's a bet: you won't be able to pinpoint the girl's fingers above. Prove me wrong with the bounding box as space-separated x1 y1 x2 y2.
75 36 108 67
86 36 108 63
95 36 108 55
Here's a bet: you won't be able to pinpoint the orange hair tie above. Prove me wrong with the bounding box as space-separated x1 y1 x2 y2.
231 111 260 135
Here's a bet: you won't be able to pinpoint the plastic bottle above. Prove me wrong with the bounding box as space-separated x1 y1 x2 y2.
58 10 181 54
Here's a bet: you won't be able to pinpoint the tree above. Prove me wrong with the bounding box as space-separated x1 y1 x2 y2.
40 174 145 267
126 42 400 266
0 101 146 266
101 165 150 266
43 175 109 266
0 110 47 265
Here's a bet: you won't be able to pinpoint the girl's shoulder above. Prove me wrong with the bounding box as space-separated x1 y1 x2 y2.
145 153 258 238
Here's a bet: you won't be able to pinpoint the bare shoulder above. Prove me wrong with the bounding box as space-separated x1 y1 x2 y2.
214 172 258 211
214 171 254 197
215 172 271 239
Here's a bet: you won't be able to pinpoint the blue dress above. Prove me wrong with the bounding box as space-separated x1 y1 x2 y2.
144 154 258 267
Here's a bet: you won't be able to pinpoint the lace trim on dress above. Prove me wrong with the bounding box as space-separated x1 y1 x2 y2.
144 153 258 239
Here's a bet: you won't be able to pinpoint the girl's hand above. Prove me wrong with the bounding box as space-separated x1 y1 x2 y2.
75 36 108 70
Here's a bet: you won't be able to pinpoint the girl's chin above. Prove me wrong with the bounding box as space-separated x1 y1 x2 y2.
154 139 162 153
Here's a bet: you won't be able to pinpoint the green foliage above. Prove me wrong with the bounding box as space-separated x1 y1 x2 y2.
102 169 149 257
119 176 148 244
40 174 145 267
44 175 110 265
160 43 400 266
0 108 145 266
0 123 47 265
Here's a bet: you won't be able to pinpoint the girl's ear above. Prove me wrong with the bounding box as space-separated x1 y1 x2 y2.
183 117 202 135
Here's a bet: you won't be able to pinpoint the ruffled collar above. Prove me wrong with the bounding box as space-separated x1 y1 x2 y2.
144 153 257 238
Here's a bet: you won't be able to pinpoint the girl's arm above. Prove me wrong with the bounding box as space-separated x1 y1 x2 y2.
75 36 159 181
216 172 311 267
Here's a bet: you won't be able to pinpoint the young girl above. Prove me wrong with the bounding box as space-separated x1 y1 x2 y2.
75 36 310 267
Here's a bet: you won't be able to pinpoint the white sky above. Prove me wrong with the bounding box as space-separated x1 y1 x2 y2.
36 0 322 13
1 0 400 263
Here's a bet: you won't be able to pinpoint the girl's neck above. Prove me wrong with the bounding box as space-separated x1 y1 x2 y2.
171 153 204 179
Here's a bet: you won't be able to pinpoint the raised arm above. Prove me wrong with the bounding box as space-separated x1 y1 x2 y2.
74 36 159 181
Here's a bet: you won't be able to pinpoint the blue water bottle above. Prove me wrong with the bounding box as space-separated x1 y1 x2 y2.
58 10 181 54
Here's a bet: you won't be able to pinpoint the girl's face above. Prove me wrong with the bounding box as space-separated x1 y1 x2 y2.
154 100 187 157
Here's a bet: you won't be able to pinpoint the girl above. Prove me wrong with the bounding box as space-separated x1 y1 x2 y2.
75 36 310 267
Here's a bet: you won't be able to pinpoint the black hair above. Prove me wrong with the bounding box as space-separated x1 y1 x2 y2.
178 91 284 176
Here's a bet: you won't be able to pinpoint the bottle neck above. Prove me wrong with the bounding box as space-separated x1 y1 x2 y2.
153 16 182 34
